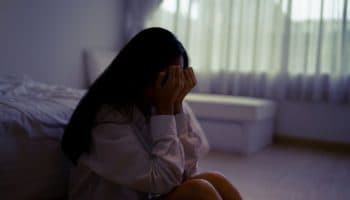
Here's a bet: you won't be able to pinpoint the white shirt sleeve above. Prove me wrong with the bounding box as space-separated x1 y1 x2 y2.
175 102 210 179
80 114 185 195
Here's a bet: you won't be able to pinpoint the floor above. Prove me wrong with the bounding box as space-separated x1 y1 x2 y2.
198 144 350 200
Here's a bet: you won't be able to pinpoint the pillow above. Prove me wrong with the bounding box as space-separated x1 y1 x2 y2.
84 49 117 86
0 74 30 94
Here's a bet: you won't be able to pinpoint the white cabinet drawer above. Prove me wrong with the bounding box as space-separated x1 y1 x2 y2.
199 119 244 153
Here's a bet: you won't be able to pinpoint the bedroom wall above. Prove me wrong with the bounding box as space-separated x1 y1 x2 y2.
276 101 350 144
0 0 124 88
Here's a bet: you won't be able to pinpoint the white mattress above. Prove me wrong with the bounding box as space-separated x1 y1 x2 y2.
0 76 84 139
0 75 85 199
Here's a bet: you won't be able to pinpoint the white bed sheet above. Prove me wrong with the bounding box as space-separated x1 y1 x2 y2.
0 76 85 139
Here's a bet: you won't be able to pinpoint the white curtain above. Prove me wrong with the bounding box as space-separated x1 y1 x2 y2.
146 0 350 104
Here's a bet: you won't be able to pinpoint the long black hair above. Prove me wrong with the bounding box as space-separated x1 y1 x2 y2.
61 27 189 165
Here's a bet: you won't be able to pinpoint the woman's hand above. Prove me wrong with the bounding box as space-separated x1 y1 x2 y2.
174 67 197 114
154 66 184 115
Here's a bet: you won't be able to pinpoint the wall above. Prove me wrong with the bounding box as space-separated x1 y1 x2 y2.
276 101 350 144
0 0 124 88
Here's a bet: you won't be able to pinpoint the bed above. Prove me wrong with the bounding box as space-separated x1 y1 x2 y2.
0 75 85 199
0 49 124 199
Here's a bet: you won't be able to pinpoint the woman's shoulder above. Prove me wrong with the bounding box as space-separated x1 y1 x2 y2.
90 105 136 141
94 104 131 124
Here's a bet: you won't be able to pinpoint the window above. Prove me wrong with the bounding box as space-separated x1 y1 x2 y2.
147 0 350 103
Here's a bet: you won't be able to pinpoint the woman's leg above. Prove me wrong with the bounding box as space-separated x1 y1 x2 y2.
189 171 242 200
163 179 223 200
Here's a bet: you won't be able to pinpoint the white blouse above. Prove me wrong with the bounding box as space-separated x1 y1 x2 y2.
68 102 209 200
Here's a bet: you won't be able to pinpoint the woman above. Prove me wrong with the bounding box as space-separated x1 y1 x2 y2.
61 27 242 200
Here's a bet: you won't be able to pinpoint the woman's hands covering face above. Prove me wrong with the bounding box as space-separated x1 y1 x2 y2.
173 67 197 113
153 66 197 115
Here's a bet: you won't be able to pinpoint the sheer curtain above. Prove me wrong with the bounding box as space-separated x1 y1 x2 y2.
146 0 350 104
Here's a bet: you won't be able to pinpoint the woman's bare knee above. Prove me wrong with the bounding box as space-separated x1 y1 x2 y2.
191 171 235 189
164 179 222 200
190 171 242 200
192 171 226 181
